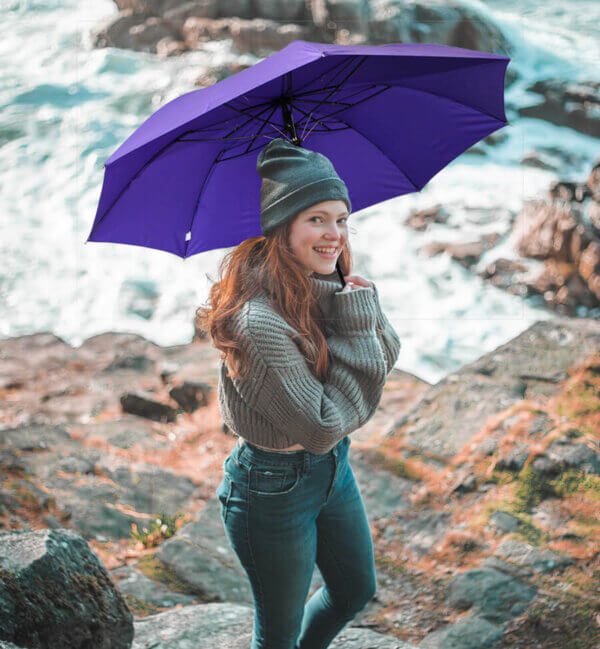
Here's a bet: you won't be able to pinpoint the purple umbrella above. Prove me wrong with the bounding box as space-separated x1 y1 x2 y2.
86 40 510 283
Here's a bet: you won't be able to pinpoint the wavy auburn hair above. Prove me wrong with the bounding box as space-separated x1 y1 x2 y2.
195 215 354 383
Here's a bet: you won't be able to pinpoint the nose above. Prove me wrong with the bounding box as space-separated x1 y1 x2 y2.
324 221 344 241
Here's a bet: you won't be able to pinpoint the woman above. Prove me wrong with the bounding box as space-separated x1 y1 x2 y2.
196 137 401 649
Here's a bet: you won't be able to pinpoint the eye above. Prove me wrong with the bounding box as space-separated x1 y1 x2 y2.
309 216 348 223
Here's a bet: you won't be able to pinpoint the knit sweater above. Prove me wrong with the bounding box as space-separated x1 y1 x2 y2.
217 275 401 455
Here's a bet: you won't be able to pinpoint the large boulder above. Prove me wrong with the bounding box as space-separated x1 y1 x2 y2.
0 528 133 648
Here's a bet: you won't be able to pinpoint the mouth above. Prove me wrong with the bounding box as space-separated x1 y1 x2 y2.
313 247 339 259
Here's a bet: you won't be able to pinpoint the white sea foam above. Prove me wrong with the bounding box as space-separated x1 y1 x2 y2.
1 0 598 384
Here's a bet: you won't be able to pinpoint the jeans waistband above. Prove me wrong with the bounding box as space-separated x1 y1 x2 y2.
234 436 348 471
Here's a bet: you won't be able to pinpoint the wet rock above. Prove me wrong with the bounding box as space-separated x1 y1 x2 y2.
120 392 178 422
494 538 575 573
518 79 600 138
479 258 530 292
91 9 154 51
445 566 536 624
404 204 449 231
419 234 501 269
254 0 307 22
0 528 133 648
163 0 218 31
366 0 511 56
230 18 316 56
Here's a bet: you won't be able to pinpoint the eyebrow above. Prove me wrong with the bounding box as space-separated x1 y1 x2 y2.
307 210 349 217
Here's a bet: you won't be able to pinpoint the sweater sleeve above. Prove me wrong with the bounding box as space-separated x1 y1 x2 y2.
371 283 402 375
230 287 387 455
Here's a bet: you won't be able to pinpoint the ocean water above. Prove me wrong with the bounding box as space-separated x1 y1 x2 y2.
1 0 599 384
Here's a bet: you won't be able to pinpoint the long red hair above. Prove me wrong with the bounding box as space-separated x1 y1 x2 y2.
195 216 354 382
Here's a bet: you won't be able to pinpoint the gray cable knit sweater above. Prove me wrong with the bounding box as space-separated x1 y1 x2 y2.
217 275 401 455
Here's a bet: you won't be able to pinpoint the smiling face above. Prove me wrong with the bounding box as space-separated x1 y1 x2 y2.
288 200 350 276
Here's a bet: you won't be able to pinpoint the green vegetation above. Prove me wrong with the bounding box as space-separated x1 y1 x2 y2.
130 511 189 548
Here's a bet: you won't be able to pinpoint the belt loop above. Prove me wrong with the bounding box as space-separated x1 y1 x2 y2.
302 452 309 477
235 437 245 468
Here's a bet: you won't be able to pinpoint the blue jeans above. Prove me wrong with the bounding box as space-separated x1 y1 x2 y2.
215 435 377 649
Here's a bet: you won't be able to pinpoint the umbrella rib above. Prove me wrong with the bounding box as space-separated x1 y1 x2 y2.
298 84 392 142
299 55 367 141
338 116 421 192
223 102 289 138
185 147 224 258
243 102 281 154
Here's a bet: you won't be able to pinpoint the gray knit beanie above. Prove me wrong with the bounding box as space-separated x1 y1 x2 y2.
257 137 352 236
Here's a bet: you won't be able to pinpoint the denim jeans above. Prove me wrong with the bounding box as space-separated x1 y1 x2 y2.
215 435 377 649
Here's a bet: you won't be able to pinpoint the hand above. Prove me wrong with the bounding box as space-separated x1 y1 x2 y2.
340 274 374 293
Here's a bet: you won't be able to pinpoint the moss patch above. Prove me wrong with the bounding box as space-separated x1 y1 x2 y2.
136 554 206 598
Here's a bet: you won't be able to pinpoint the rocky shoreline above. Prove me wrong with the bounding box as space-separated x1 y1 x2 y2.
1 310 599 647
2 2 600 646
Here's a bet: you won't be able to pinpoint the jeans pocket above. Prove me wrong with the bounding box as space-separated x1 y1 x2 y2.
248 465 302 496
215 473 232 523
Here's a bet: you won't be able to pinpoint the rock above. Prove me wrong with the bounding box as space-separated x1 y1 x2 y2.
130 601 418 648
366 0 511 56
181 16 235 47
102 353 155 372
530 454 561 477
450 472 477 494
496 443 530 472
91 9 154 51
391 509 451 558
120 392 178 422
253 0 307 22
169 380 212 412
478 258 530 291
518 79 600 138
445 566 536 624
0 423 71 453
163 0 218 30
0 528 133 648
156 36 188 57
545 439 600 474
216 0 253 19
157 500 254 604
419 610 504 649
391 318 600 458
128 16 181 53
489 510 521 534
419 234 501 269
494 538 575 573
404 204 449 231
507 191 600 314
230 18 316 56
110 562 198 609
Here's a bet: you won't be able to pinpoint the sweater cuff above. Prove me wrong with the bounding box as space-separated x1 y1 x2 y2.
331 286 378 332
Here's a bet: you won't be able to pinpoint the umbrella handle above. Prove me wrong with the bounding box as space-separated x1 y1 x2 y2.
335 260 346 288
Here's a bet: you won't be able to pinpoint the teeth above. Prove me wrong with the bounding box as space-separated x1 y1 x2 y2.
314 248 337 253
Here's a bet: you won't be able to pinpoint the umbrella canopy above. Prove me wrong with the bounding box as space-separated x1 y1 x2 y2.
86 40 510 259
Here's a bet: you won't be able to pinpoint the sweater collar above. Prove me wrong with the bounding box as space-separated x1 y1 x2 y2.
310 272 343 300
